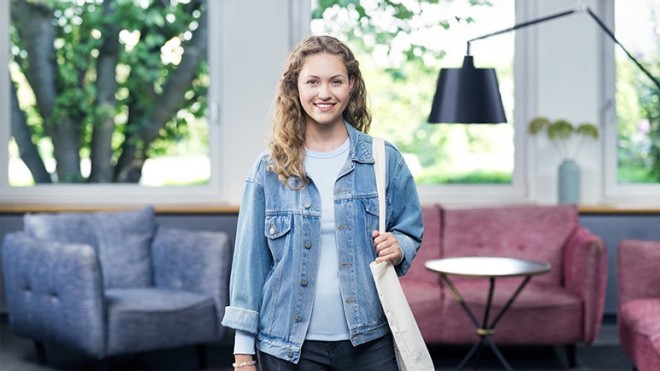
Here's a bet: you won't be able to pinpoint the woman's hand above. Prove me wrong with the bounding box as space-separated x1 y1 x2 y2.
233 354 257 371
372 230 403 264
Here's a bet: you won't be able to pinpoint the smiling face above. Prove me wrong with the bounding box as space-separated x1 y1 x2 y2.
297 52 355 131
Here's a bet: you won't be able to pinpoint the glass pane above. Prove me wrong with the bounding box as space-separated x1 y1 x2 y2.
311 0 514 184
615 0 660 184
8 0 210 186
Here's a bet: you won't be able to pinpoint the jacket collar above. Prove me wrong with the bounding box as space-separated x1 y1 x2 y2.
345 121 375 164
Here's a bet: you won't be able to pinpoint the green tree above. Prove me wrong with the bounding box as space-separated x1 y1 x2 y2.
10 0 208 183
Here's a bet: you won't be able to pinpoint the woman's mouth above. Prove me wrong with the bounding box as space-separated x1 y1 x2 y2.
314 102 335 112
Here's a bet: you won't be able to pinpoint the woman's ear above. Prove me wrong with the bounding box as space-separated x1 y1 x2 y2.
349 76 356 92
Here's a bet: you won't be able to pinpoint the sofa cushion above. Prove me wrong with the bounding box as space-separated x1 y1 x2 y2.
441 205 578 285
401 281 442 306
439 280 583 344
454 279 581 310
92 207 156 288
105 288 218 355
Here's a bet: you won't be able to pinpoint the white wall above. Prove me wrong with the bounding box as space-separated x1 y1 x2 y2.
527 0 605 205
220 0 293 205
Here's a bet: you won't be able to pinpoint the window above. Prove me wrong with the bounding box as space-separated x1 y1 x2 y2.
1 0 222 203
604 0 660 202
311 0 529 204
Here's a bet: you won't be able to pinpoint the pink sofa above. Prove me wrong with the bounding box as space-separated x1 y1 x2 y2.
401 204 607 366
617 239 660 371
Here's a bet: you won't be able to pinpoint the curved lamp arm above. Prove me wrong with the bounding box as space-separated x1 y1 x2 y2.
466 6 660 91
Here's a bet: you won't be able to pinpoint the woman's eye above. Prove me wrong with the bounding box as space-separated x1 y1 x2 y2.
307 79 319 85
332 79 343 85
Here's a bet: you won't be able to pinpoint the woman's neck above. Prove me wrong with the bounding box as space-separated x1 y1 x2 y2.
305 122 348 152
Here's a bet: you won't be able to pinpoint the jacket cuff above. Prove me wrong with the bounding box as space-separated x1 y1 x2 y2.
221 306 260 334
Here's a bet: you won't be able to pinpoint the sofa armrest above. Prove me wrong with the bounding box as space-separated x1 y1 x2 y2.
1 232 106 357
152 227 231 325
563 226 607 344
617 239 660 303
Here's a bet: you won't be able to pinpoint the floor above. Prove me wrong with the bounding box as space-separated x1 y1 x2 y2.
0 318 633 371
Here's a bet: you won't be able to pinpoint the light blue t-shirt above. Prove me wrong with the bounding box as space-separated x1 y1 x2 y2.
303 138 351 341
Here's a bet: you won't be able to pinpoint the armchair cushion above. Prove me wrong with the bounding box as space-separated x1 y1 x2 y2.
23 207 157 289
24 212 97 247
105 288 218 354
91 208 155 288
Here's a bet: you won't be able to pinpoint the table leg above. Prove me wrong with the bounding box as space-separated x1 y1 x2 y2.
440 274 534 371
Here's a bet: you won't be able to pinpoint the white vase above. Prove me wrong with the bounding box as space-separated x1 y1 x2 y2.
558 159 580 204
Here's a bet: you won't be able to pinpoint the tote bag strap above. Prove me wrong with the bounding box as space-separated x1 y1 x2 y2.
373 137 387 233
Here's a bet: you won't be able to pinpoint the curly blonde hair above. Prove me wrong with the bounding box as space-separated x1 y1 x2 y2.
268 35 371 188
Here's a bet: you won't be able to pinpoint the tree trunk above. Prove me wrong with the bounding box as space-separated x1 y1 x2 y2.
13 1 82 183
10 84 51 183
89 0 120 183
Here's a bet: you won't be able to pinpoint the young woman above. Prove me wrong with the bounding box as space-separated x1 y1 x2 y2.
221 35 423 371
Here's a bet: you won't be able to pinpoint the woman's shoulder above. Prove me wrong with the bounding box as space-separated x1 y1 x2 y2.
246 150 273 179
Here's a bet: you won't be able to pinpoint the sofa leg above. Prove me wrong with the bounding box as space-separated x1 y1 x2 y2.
196 344 207 369
33 341 47 365
565 344 577 368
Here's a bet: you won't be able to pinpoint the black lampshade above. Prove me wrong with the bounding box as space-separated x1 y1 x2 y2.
428 56 507 124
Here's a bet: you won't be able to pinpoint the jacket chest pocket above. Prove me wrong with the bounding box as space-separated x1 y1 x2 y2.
264 214 293 262
361 197 380 243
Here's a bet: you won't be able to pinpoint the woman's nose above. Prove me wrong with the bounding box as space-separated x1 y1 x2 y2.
318 84 331 99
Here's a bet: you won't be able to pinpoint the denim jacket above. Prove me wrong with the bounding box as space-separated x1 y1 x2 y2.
221 123 423 363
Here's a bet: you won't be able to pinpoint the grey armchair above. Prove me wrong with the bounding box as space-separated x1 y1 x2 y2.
1 206 231 368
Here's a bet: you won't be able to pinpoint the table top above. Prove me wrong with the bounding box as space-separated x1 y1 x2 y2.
425 256 551 278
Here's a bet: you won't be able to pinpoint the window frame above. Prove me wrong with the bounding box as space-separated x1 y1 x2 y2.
0 0 225 205
601 0 660 204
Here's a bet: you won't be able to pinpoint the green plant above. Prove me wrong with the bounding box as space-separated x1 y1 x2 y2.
528 117 599 159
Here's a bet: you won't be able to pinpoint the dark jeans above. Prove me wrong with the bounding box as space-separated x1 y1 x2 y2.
257 334 398 371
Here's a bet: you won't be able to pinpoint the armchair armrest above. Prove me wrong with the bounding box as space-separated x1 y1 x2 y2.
617 239 660 303
562 226 607 344
152 227 231 323
1 232 106 357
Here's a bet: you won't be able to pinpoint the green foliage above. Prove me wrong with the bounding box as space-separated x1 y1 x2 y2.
528 116 599 159
615 55 660 182
416 170 511 184
10 0 209 184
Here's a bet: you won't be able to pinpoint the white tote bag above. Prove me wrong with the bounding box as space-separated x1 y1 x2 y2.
369 137 435 371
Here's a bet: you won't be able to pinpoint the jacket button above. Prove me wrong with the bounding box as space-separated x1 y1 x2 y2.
304 203 311 209
295 315 302 322
269 226 275 235
301 280 308 287
287 351 293 358
304 241 312 249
